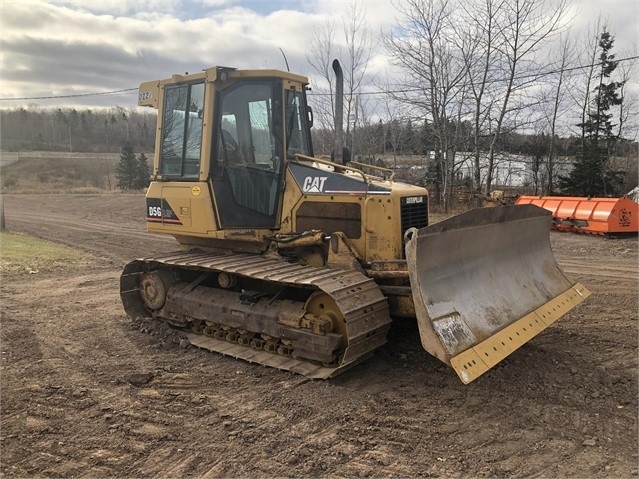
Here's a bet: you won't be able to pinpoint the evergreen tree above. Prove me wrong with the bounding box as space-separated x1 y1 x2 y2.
559 29 625 196
374 120 385 155
404 119 415 154
420 121 434 156
116 142 138 189
135 152 150 189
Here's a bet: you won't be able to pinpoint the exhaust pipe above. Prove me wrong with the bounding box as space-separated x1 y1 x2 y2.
332 59 344 164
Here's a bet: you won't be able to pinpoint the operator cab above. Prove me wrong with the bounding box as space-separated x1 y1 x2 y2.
140 67 314 231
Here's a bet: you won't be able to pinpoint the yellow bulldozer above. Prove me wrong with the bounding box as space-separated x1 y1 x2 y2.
120 62 590 384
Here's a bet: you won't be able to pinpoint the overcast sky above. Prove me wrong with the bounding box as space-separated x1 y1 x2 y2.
0 0 637 110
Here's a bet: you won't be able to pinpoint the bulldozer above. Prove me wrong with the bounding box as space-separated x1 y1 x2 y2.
120 62 590 384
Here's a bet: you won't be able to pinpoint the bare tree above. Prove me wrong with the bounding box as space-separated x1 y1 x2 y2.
342 2 374 153
384 0 571 203
307 21 337 153
306 0 374 156
614 55 638 145
377 84 408 168
458 0 505 194
351 94 380 160
568 16 602 164
543 32 576 193
483 0 571 193
385 0 470 210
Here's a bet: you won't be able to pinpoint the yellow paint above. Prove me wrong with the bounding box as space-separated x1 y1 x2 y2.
451 283 591 384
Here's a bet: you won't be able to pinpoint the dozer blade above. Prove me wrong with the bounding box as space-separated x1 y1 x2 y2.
404 204 590 384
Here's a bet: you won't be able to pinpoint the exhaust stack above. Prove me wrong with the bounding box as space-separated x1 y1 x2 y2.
332 59 344 164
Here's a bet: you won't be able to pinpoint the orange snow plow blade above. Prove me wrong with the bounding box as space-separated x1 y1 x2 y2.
404 205 590 384
515 196 638 235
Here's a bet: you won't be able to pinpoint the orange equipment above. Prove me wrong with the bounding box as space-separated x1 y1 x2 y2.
515 196 639 235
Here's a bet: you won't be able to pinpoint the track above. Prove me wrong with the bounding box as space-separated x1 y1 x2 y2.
559 259 638 280
121 251 391 378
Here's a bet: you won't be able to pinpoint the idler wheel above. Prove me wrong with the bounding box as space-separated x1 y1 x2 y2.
139 270 175 311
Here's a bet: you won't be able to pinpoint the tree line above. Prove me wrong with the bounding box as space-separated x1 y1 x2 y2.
0 106 156 153
306 0 637 208
2 99 635 195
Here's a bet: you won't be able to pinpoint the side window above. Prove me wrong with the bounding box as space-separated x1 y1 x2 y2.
215 83 276 168
285 90 311 158
160 82 204 177
249 99 273 165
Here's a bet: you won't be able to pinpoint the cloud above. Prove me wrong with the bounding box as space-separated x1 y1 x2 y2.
44 0 183 16
568 0 638 54
0 0 636 111
1 1 336 107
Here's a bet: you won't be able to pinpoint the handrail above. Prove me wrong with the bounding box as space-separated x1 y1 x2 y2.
293 154 369 183
347 161 395 182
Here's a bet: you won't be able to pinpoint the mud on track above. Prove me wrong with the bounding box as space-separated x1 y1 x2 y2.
1 193 637 478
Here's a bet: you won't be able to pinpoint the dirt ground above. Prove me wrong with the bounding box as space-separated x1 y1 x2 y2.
1 193 637 478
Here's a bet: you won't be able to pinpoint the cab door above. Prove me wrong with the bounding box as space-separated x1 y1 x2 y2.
210 80 284 228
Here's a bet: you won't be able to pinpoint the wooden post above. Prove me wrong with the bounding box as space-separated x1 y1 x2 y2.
0 195 5 231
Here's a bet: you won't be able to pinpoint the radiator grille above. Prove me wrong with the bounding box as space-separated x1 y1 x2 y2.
400 196 429 257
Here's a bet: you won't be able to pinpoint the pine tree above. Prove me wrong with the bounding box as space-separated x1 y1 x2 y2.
559 29 625 196
374 120 385 155
404 119 415 154
420 121 434 156
135 152 150 189
116 142 137 190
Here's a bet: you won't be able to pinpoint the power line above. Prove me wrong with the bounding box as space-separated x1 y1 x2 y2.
0 88 138 101
0 55 636 102
310 55 639 97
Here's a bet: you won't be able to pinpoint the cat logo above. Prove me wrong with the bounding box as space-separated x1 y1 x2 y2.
302 176 328 193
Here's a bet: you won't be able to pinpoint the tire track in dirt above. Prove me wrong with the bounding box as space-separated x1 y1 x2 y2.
10 210 166 239
1 270 181 477
2 193 637 478
559 259 637 280
4 195 175 262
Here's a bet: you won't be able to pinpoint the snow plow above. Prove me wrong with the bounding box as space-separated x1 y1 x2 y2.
516 196 638 235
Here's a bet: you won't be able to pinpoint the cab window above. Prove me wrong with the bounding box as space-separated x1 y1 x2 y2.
285 89 311 158
160 82 205 177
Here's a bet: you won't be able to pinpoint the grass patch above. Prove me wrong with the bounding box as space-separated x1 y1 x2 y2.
0 231 93 277
1 155 121 194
